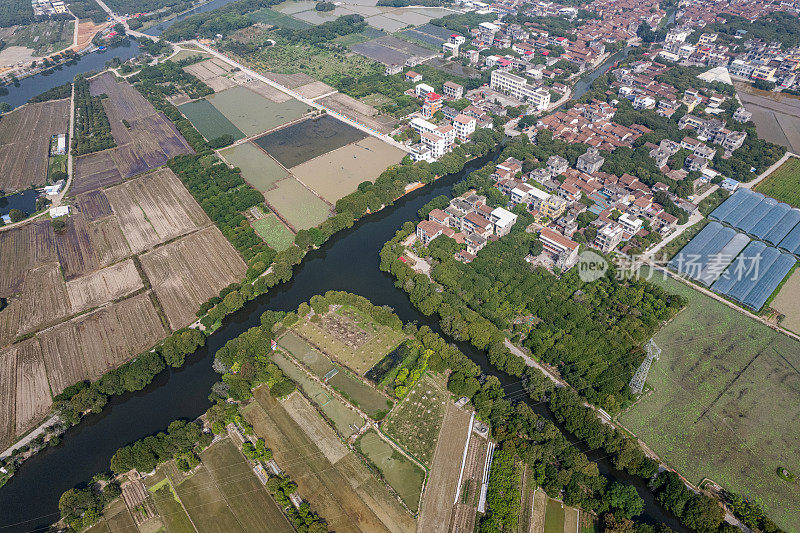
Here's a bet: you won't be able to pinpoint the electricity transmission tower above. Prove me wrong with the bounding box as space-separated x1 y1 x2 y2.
630 338 661 394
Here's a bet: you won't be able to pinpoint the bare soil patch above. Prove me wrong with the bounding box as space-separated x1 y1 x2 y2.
417 403 472 532
66 259 143 314
772 269 800 333
139 226 246 330
0 99 69 194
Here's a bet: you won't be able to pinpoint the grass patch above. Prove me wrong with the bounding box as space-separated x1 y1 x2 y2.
754 157 800 207
544 498 565 533
178 98 245 142
233 40 382 86
356 429 425 512
264 177 330 231
252 214 295 251
381 374 447 466
618 267 800 531
251 7 313 29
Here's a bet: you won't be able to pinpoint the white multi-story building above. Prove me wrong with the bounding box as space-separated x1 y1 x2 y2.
443 81 464 100
415 83 435 98
453 113 476 141
490 70 550 110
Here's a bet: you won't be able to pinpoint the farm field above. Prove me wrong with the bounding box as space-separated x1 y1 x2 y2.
293 305 406 375
771 268 800 332
194 437 292 532
139 226 247 330
272 351 365 438
65 259 143 314
319 92 397 134
251 214 295 252
737 88 800 153
144 470 195 533
450 430 489 533
291 136 405 202
754 156 800 207
243 385 416 533
205 86 309 137
381 374 448 466
73 73 193 195
279 329 391 417
294 80 335 100
0 19 74 57
232 43 380 86
544 498 566 533
0 98 69 194
619 268 800 531
264 177 330 231
253 115 367 169
218 142 287 192
356 429 425 513
182 58 237 93
417 402 472 533
178 99 245 142
250 7 313 29
104 168 211 254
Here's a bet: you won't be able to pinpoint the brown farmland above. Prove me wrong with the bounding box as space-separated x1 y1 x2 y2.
450 431 489 533
71 73 192 196
66 259 144 314
0 99 69 194
417 404 472 533
0 340 53 449
105 168 210 254
38 291 167 395
140 226 246 329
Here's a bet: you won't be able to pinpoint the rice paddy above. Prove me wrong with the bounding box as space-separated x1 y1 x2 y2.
178 99 245 142
356 429 425 513
264 177 330 231
218 142 287 192
205 86 310 136
251 214 295 252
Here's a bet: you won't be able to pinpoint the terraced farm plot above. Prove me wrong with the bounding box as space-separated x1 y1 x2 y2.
178 99 245 142
382 374 448 465
619 268 800 531
243 385 416 533
206 86 309 137
754 156 800 207
253 115 367 169
251 214 295 252
264 177 330 231
105 168 210 254
294 308 405 374
291 136 405 202
417 403 472 532
139 226 247 330
0 98 69 194
356 429 425 512
218 142 287 192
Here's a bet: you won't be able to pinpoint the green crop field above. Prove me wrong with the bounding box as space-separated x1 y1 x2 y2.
264 177 330 231
207 86 310 137
279 330 336 377
618 268 800 531
544 498 565 533
218 142 287 192
356 429 425 512
273 351 365 437
293 306 406 375
754 157 800 207
178 98 245 142
250 7 312 29
252 214 295 251
382 374 447 466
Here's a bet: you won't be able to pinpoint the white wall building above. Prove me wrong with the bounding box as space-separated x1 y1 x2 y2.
490 70 550 110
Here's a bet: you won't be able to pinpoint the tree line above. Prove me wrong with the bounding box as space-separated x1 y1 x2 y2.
161 0 281 41
72 76 116 156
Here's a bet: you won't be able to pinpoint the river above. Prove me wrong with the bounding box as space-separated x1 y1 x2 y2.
0 31 685 533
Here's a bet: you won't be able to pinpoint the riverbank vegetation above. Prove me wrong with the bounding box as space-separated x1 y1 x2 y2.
161 0 280 41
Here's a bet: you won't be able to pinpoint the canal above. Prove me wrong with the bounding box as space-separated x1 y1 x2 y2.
0 30 685 532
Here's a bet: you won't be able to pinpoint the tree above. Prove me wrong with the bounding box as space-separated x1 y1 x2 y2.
607 482 644 518
8 209 25 223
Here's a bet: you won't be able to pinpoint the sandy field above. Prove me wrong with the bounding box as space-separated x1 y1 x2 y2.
291 136 405 202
